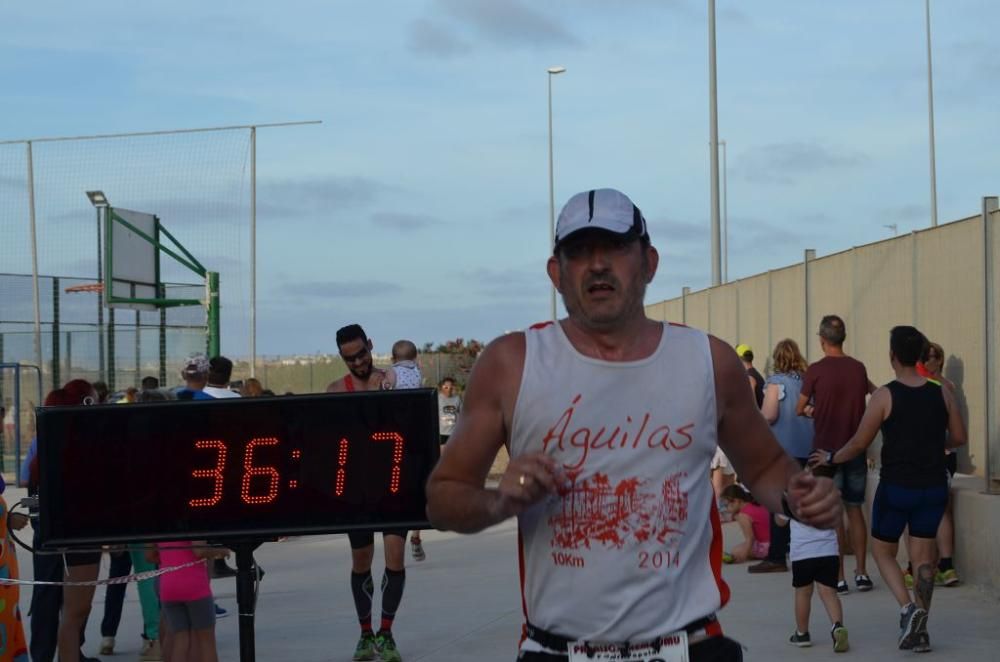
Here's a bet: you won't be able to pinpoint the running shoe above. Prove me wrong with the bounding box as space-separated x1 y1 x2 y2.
937 568 959 586
722 552 735 564
831 624 849 653
375 630 402 662
215 603 229 618
898 603 928 650
836 580 849 596
411 537 426 562
352 632 377 661
747 560 787 573
855 573 873 592
139 637 163 661
99 636 115 655
788 631 812 647
913 631 932 653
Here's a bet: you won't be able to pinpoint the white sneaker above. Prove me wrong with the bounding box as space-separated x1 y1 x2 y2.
139 637 163 661
99 636 115 655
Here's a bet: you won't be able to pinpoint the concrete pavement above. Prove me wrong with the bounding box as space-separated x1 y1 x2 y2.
16 499 1000 661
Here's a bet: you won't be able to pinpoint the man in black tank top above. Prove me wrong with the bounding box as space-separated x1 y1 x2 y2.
810 326 966 653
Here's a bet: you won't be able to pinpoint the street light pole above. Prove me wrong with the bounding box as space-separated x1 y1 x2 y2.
721 139 728 283
547 66 566 320
925 0 939 228
708 0 722 286
86 191 109 381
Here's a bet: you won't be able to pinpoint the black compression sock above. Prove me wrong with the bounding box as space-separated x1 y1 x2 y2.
350 570 374 630
380 568 406 629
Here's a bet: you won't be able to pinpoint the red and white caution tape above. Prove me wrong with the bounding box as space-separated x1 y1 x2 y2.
0 559 206 586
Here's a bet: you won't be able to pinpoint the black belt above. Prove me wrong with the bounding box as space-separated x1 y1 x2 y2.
524 614 717 655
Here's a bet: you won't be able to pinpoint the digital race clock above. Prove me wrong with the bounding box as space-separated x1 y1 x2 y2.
36 390 440 548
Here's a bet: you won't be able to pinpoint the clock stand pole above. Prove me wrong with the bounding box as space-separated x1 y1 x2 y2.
234 541 263 662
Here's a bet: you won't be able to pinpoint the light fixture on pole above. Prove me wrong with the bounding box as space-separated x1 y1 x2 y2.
86 190 109 208
547 65 566 321
883 223 899 237
924 0 938 228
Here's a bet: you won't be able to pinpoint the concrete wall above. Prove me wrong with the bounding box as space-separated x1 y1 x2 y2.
646 207 1000 594
646 210 998 483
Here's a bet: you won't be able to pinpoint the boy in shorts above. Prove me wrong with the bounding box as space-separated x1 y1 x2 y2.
780 514 849 652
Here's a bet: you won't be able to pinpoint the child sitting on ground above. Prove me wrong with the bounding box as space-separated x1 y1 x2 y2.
778 514 849 652
151 541 231 662
720 484 770 563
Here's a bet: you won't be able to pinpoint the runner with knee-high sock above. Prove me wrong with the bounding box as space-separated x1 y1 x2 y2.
328 324 407 662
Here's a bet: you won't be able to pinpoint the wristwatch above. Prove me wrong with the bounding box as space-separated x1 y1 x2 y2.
826 450 836 465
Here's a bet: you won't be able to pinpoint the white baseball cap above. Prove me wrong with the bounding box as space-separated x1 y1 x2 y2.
554 188 649 252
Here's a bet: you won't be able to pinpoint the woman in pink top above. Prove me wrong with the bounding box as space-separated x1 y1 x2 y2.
151 542 230 662
720 484 771 562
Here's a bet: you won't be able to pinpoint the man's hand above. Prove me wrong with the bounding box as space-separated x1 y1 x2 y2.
492 452 567 521
366 369 390 391
786 470 841 530
807 449 832 469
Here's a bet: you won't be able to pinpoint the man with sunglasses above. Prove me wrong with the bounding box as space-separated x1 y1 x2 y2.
327 324 406 662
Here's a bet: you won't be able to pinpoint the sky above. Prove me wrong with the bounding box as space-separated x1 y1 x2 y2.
2 0 998 358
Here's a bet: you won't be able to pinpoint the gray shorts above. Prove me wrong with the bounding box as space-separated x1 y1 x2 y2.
162 596 216 631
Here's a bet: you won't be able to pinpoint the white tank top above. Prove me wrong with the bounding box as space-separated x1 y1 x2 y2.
510 321 729 645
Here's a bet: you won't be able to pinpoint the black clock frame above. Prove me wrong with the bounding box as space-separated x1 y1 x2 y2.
36 389 440 549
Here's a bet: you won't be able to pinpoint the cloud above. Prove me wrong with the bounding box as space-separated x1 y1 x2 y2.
647 218 707 245
440 0 579 46
277 280 403 300
734 142 869 186
883 204 926 222
259 176 390 216
256 297 544 354
719 6 751 25
459 265 547 298
0 174 27 194
407 18 472 58
409 0 580 57
370 211 442 231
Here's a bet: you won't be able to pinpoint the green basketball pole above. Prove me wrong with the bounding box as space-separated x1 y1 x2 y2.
207 271 220 357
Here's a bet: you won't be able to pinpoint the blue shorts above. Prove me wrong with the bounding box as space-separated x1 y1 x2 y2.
871 482 948 543
832 454 867 506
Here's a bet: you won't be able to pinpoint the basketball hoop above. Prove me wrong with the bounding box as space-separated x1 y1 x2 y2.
64 282 104 294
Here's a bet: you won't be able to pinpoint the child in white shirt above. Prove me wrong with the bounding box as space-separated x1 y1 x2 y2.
779 514 849 652
384 340 422 390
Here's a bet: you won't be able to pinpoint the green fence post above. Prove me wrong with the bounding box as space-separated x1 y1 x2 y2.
108 307 116 392
207 271 220 357
52 277 61 388
159 284 167 386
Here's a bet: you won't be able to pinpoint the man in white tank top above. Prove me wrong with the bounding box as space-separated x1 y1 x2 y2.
426 189 842 662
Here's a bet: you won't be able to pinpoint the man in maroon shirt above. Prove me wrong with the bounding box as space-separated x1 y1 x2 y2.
796 315 877 594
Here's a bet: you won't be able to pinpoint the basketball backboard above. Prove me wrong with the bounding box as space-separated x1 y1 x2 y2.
105 207 160 311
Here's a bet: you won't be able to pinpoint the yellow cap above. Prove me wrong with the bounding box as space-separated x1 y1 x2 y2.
735 343 753 358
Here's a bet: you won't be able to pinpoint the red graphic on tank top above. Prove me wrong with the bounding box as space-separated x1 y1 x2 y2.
548 471 689 550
